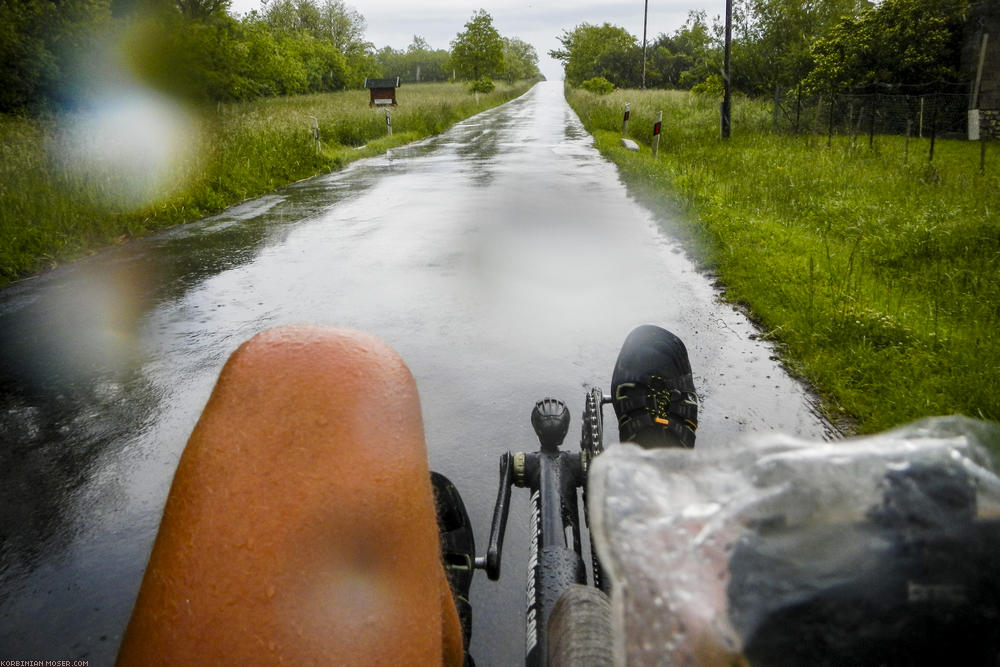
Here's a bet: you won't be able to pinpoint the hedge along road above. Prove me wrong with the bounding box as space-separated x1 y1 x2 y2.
0 80 832 664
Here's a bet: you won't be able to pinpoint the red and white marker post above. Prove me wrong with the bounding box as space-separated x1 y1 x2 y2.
652 111 663 158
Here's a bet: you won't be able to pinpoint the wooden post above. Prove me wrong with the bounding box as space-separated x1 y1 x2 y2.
721 0 733 139
971 33 989 110
982 134 988 175
970 33 989 141
652 111 663 158
905 119 911 162
928 96 938 162
622 103 631 136
827 93 835 147
869 94 877 149
795 87 802 134
309 116 321 154
642 0 649 88
919 97 925 139
773 85 781 131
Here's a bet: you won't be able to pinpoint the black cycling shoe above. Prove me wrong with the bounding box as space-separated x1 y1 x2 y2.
431 471 476 666
611 324 698 448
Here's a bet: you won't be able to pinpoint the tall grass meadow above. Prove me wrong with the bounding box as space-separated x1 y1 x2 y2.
0 81 534 284
568 86 999 434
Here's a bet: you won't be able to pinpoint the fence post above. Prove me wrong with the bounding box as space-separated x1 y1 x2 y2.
869 94 877 149
828 94 835 147
928 95 938 162
623 103 630 137
905 119 912 162
971 33 989 110
982 134 988 175
919 97 925 139
773 85 781 131
652 111 663 158
794 87 802 134
309 116 321 154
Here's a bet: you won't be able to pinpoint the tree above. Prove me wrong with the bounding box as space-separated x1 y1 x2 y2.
408 35 431 53
315 0 366 52
375 36 450 83
1 0 372 111
803 0 971 92
501 37 540 83
175 0 230 19
404 35 450 82
254 0 372 87
0 0 113 112
730 0 871 95
644 11 721 90
549 23 637 87
449 9 504 81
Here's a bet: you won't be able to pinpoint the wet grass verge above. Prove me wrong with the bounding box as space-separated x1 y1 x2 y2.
0 80 537 286
567 86 1000 435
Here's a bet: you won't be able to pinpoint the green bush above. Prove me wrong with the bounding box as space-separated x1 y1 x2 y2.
690 73 724 97
580 77 615 95
468 76 496 93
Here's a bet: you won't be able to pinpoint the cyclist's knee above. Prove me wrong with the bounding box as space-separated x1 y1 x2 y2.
119 326 459 665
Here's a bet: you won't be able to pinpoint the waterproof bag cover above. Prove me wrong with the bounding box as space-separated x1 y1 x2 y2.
589 417 1000 666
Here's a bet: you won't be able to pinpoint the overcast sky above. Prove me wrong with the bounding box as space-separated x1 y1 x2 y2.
227 0 724 80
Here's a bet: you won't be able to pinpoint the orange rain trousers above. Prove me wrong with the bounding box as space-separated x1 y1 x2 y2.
117 326 463 666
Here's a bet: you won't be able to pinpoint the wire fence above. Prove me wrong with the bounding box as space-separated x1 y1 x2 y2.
776 91 968 138
771 84 995 172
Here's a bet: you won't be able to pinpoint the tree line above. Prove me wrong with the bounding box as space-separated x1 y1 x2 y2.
550 0 974 95
378 12 540 87
0 1 540 114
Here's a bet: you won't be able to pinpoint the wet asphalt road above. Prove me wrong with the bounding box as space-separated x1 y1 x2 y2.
0 81 831 665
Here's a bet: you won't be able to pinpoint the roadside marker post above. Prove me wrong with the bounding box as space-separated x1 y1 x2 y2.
652 111 663 158
309 116 321 154
623 103 630 136
386 109 392 136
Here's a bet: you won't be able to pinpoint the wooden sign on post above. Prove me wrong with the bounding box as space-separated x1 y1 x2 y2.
364 77 400 107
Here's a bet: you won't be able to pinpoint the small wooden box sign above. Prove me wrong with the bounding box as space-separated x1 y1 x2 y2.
364 77 400 107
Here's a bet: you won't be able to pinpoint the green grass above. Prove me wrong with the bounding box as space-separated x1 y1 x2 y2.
0 80 536 285
568 86 1000 434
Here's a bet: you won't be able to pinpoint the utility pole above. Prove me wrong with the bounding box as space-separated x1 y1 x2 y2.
721 0 732 138
642 0 649 88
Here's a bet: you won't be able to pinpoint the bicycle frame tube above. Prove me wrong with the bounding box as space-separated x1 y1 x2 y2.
477 395 608 665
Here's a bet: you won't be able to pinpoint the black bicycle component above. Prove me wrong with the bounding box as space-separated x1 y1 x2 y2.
475 394 611 666
432 471 476 661
467 326 697 664
581 388 608 467
580 388 612 595
532 398 570 451
476 452 513 581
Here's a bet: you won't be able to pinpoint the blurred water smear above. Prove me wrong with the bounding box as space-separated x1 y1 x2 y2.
52 84 201 211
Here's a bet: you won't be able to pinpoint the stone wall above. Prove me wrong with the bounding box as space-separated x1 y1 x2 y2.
982 109 1000 138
